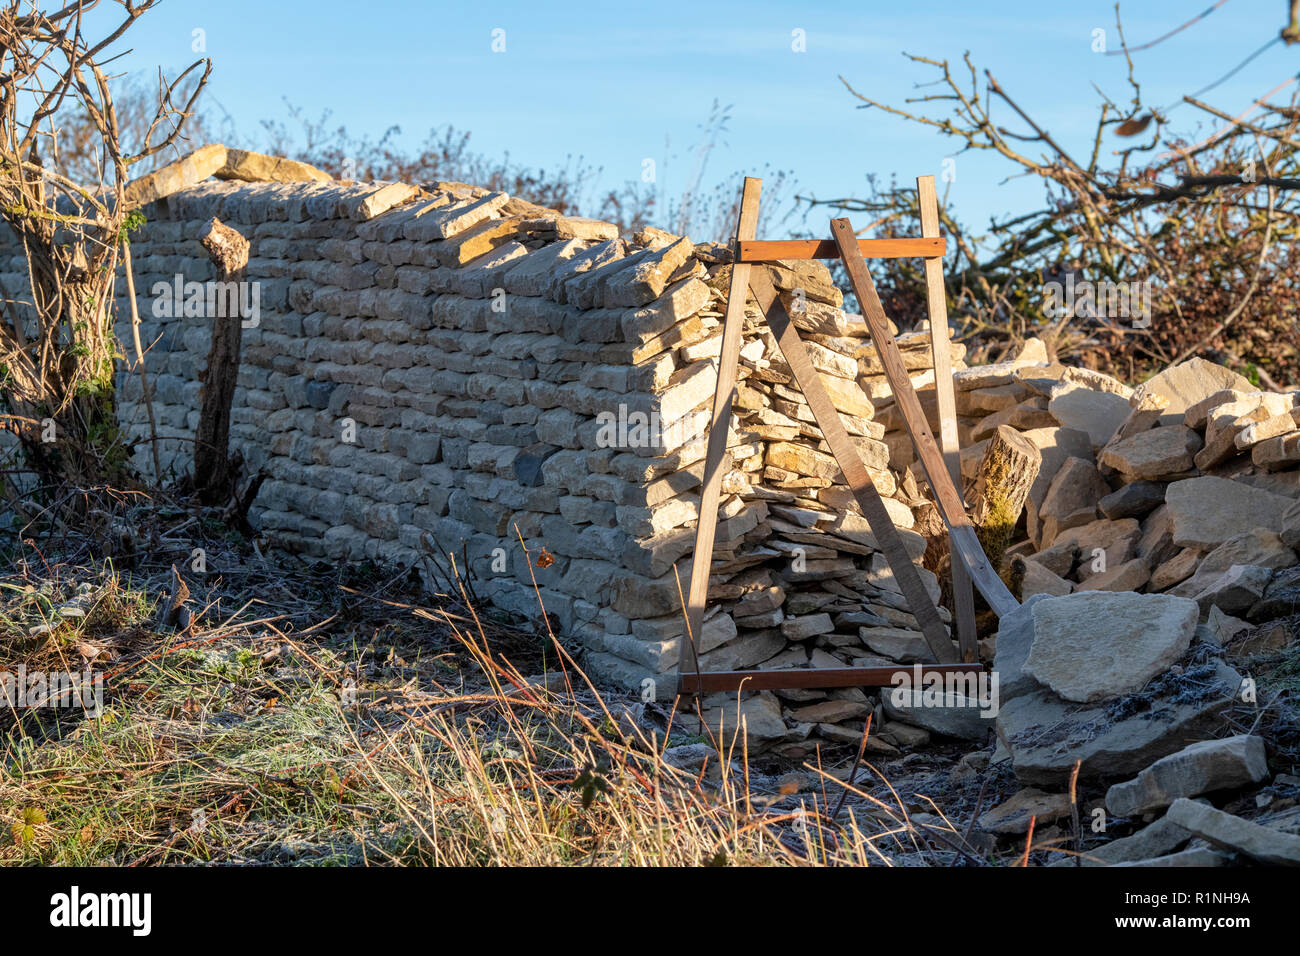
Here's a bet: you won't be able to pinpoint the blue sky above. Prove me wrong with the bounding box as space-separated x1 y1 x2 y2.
103 0 1298 240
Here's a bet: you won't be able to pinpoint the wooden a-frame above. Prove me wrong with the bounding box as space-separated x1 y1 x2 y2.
676 175 1016 698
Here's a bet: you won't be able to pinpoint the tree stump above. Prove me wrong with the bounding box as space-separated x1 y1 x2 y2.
970 424 1041 573
195 217 250 505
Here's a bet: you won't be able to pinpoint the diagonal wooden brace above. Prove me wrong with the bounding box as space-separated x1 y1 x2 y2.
749 268 958 665
830 218 1019 619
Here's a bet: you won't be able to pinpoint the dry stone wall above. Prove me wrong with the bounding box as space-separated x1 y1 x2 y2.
2 174 966 755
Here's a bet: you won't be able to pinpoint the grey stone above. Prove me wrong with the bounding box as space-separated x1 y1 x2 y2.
1098 480 1167 520
1174 529 1297 597
1165 476 1293 550
1105 735 1269 817
996 673 1237 786
1023 592 1197 702
992 593 1052 702
1099 425 1202 480
1190 564 1274 616
1166 797 1300 865
1131 357 1256 426
1051 816 1191 866
882 689 994 741
514 442 561 487
1049 384 1131 447
1110 847 1231 867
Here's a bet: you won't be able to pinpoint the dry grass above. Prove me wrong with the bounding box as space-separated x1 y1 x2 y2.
0 499 1046 867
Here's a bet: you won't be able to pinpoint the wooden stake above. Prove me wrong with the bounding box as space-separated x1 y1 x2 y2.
917 176 977 661
680 177 763 683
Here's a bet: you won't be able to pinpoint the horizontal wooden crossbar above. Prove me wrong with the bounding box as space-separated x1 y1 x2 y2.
737 236 944 262
677 664 982 694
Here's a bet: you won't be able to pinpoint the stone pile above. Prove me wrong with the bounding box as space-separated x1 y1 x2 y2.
956 352 1300 864
937 350 1300 614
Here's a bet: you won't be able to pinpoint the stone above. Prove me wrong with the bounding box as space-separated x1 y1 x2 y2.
1098 480 1167 520
124 143 229 207
1131 357 1256 426
1250 565 1300 621
1106 390 1169 444
604 236 695 307
1253 431 1300 470
552 217 619 241
1111 848 1231 866
1194 606 1251 647
991 594 1051 702
1173 529 1296 597
996 670 1238 785
1031 541 1079 578
1148 548 1201 591
1098 425 1202 480
781 613 832 641
1050 817 1191 866
1283 499 1300 550
979 788 1073 835
1195 396 1284 470
1023 592 1197 703
788 699 870 723
1020 426 1096 515
696 691 789 742
1190 564 1273 616
878 721 931 747
1048 384 1131 447
1037 457 1108 545
697 630 785 671
1165 797 1300 865
1050 518 1142 580
881 689 993 741
1165 477 1293 550
859 627 935 662
1105 735 1269 817
219 148 333 185
971 400 1057 441
1236 409 1300 449
1074 557 1151 593
1184 388 1258 430
1019 558 1074 599
1136 505 1180 567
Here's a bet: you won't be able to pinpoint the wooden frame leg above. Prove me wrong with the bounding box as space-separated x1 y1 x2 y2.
679 177 763 686
830 217 1019 619
917 176 978 662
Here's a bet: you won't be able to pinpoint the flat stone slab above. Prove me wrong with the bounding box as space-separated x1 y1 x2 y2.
992 594 1051 703
1173 529 1297 597
1111 847 1231 867
1131 357 1255 426
1024 592 1198 703
882 689 993 741
996 660 1239 785
979 788 1073 834
1050 816 1191 866
1049 385 1131 448
1099 425 1202 480
1166 798 1300 865
1105 735 1269 817
1099 480 1167 519
1165 475 1293 550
